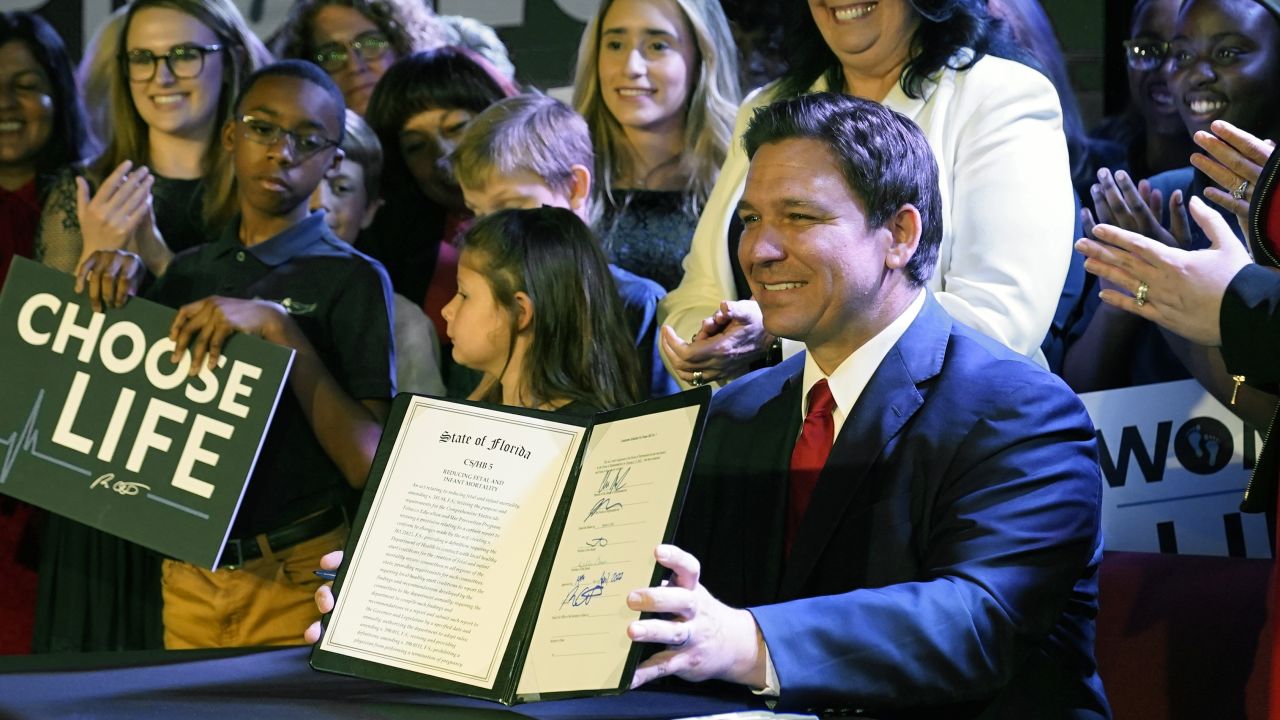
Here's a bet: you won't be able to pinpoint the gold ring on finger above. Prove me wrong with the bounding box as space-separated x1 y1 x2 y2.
1135 280 1150 307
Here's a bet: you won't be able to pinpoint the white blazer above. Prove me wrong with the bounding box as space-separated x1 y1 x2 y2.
659 51 1074 371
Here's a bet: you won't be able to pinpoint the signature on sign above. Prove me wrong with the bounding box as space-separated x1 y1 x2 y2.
90 473 151 497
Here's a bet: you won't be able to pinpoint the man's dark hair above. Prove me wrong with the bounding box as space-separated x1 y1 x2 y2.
234 60 346 144
743 92 942 287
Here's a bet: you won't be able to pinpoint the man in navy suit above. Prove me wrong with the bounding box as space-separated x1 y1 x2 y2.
625 93 1111 719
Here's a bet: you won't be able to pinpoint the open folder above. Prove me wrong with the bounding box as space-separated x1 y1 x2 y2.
311 388 711 704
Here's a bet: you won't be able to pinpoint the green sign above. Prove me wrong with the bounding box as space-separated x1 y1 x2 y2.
0 257 293 568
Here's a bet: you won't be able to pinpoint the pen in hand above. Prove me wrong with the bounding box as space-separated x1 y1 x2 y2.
314 569 337 581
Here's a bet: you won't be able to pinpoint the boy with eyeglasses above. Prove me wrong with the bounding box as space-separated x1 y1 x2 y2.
79 59 395 649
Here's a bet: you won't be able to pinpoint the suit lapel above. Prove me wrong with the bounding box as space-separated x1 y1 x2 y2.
738 362 803 602
778 294 952 598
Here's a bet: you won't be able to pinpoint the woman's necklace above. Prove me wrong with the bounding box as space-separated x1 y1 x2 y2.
621 153 682 191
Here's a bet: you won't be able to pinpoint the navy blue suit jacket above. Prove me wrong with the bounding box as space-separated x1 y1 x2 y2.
678 294 1110 718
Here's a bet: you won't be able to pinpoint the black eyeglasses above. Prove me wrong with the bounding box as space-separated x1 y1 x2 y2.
239 115 339 160
122 43 223 82
312 31 392 72
1122 39 1170 72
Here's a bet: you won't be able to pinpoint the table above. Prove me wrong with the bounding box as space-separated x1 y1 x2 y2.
0 645 776 719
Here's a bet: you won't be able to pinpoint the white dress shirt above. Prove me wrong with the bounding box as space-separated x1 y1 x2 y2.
756 290 926 696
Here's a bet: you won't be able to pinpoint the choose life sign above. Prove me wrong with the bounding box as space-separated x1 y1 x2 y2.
1081 379 1271 558
0 258 293 568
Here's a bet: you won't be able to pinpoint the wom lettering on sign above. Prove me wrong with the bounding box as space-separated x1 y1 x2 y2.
1080 380 1270 558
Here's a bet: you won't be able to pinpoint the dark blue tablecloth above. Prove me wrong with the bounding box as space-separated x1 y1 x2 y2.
0 646 765 719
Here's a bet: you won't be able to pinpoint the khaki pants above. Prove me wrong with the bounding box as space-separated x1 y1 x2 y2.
161 524 346 649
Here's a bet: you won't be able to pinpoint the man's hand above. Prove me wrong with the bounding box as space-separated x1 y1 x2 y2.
303 550 342 644
75 249 145 312
169 297 291 375
626 544 767 689
1076 196 1252 346
659 300 773 387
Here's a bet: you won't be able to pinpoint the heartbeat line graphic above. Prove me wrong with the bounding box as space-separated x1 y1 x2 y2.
0 389 91 485
0 389 208 520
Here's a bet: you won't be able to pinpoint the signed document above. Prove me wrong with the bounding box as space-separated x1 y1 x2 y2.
311 389 710 705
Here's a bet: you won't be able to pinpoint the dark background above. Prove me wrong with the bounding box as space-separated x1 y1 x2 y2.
7 0 1134 125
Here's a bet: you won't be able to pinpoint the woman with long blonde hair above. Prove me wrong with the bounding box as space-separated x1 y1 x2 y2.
571 0 738 291
33 0 267 654
37 0 269 276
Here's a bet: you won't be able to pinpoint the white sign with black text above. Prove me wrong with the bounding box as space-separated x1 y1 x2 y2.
1081 380 1270 558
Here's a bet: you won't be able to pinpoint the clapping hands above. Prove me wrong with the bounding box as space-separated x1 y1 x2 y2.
1189 119 1275 232
75 160 158 260
1084 168 1190 250
659 300 773 388
1076 196 1252 346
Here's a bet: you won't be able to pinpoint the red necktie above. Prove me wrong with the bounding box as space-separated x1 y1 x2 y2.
787 379 836 556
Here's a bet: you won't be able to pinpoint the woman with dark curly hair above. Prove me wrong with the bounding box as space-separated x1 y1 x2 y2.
0 9 91 656
274 0 447 115
659 0 1076 389
0 11 91 282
